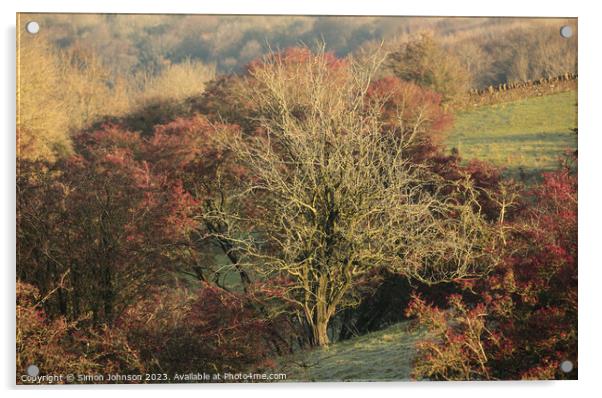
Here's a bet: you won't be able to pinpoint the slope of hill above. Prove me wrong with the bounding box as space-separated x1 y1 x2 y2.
447 90 577 179
277 320 423 382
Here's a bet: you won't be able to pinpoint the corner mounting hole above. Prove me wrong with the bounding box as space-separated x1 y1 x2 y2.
560 360 574 373
560 25 573 39
26 21 40 35
27 364 40 377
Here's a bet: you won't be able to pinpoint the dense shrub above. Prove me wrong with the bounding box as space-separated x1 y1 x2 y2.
115 280 295 376
17 282 145 384
16 111 290 377
18 36 72 161
17 279 292 382
17 125 198 324
385 33 471 105
406 294 492 380
406 158 577 380
366 76 453 147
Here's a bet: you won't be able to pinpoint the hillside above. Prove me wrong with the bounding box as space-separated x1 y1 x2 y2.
26 14 576 84
447 90 577 179
277 321 423 382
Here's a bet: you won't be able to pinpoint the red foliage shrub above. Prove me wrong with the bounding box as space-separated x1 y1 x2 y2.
406 294 493 380
117 282 294 377
366 76 453 145
17 125 200 324
407 160 577 380
146 115 247 186
17 281 144 384
246 47 348 75
189 283 291 371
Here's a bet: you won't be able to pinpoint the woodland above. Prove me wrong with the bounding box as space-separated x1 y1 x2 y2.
17 15 577 381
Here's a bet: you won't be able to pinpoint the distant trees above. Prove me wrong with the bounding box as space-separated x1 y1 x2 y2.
385 33 471 104
18 32 215 163
448 21 578 88
17 34 131 162
18 35 72 161
206 48 499 346
134 59 216 108
33 13 577 87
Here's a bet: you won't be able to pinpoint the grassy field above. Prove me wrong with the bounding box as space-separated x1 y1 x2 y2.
277 320 424 382
447 90 577 178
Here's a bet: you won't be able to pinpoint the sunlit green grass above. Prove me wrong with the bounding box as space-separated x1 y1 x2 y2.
277 320 423 382
447 90 577 178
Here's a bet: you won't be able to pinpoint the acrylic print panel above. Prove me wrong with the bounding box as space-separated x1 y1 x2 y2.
16 13 577 384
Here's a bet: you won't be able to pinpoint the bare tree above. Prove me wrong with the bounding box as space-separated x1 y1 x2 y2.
207 47 498 346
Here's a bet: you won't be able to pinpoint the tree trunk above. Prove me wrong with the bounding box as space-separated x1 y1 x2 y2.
309 277 340 346
101 262 114 324
312 320 330 346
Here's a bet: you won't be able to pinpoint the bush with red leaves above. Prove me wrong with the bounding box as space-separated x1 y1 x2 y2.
407 158 577 380
117 282 295 377
17 124 199 325
366 76 453 147
16 281 145 384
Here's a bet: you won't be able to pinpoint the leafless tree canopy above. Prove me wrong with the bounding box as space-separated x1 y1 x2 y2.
206 47 499 346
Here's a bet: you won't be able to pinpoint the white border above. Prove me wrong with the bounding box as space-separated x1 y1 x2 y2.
2 1 601 397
